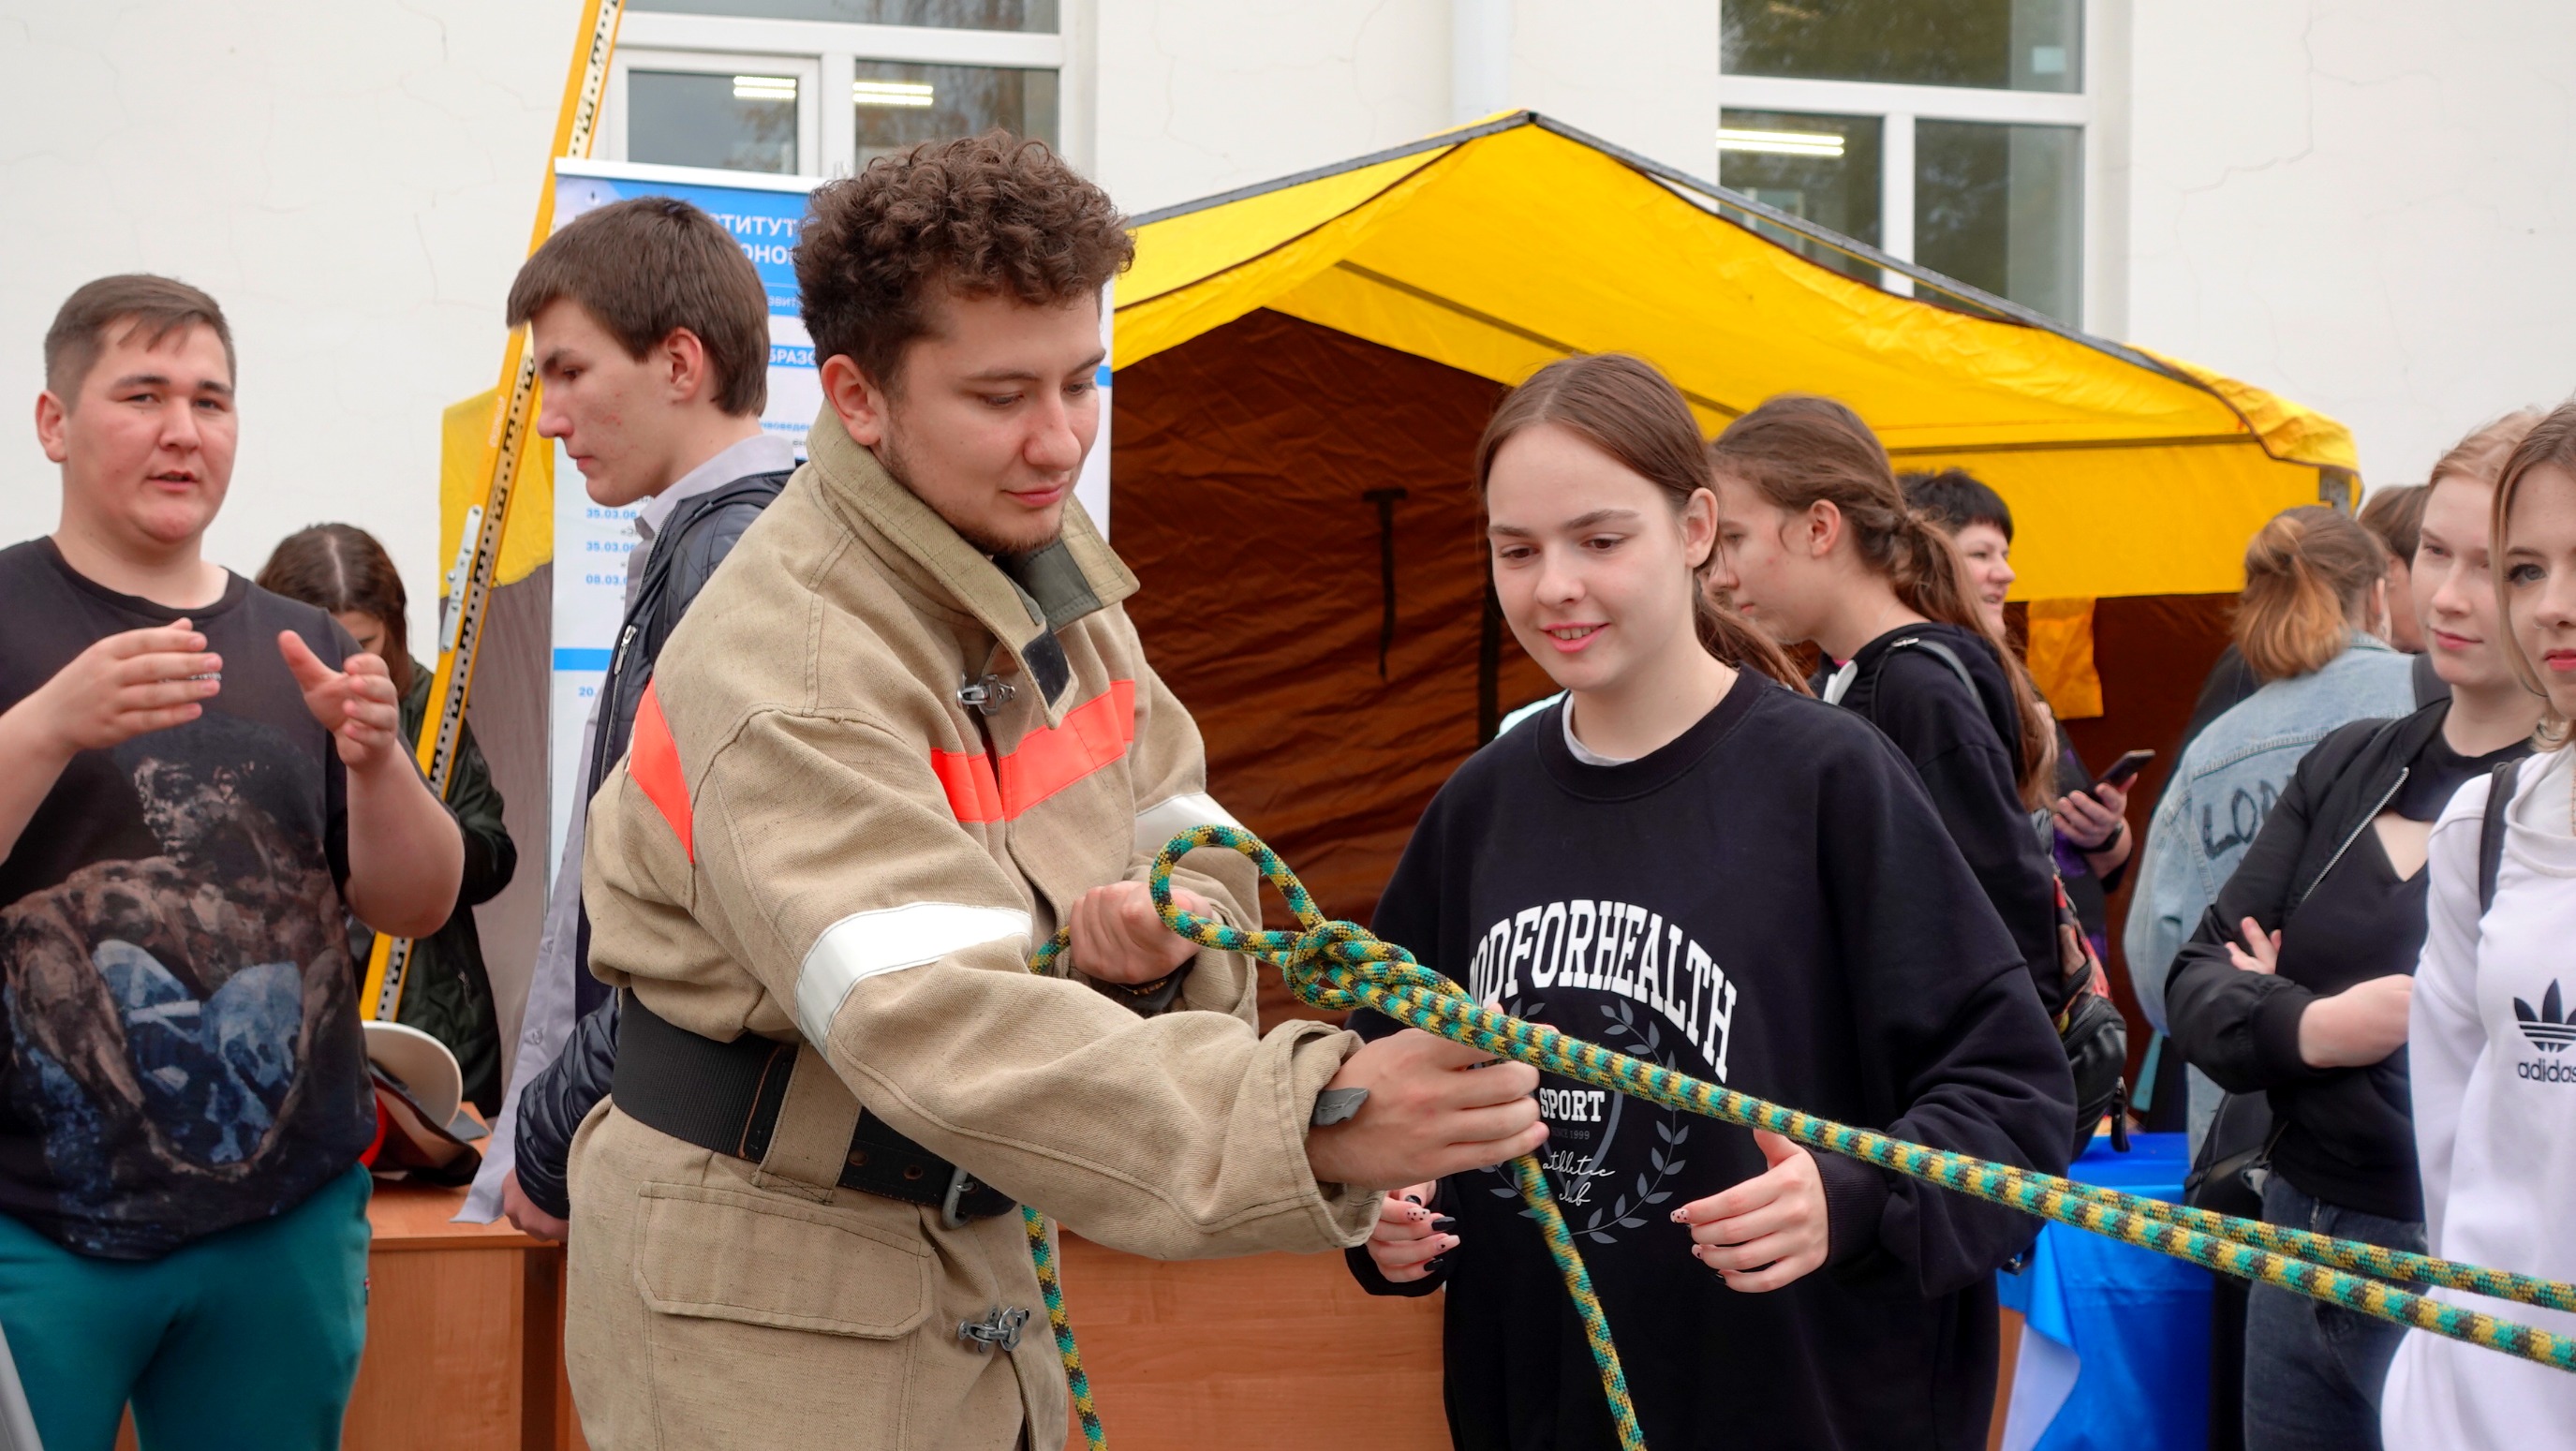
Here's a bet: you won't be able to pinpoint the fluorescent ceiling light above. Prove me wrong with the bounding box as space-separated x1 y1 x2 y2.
733 74 797 101
1716 126 1845 158
854 80 936 108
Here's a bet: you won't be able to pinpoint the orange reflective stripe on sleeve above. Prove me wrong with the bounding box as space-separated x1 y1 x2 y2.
629 681 695 861
930 679 1138 826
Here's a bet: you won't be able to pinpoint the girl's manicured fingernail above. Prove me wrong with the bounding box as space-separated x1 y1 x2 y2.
1425 1256 1446 1273
1432 1217 1458 1233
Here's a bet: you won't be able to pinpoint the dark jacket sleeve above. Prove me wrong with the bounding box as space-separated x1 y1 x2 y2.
1822 728 2076 1296
2161 728 2360 1093
1873 651 2071 1018
445 714 517 911
543 490 779 1208
516 993 620 1221
604 494 777 788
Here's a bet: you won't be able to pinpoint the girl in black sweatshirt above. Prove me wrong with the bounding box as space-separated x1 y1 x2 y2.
1350 355 2074 1451
1705 396 2072 1022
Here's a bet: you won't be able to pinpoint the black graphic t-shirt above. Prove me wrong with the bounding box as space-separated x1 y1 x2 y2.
1351 672 2075 1451
0 540 374 1259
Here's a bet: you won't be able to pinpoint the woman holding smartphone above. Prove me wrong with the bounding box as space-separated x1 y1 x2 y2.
1902 467 2139 960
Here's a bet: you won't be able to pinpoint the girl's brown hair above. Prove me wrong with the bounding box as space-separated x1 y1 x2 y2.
2233 506 2387 684
256 524 415 694
1706 393 2053 807
1474 354 1807 691
2490 402 2576 748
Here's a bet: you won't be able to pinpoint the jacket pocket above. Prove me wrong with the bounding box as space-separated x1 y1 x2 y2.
634 1180 933 1338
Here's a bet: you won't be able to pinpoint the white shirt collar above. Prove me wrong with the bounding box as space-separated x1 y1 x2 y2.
1560 699 1635 767
633 432 799 543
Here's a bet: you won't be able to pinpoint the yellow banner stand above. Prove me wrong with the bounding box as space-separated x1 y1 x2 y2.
362 0 626 1022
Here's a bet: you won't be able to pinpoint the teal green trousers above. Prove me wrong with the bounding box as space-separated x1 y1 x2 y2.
0 1162 371 1451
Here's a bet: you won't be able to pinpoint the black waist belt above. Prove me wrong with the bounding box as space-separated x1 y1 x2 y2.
612 991 1016 1225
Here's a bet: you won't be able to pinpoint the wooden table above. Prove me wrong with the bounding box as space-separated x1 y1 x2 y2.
115 1188 2005 1449
1057 1234 1449 1448
345 1180 579 1451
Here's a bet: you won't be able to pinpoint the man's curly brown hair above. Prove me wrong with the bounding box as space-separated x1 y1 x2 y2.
795 132 1133 392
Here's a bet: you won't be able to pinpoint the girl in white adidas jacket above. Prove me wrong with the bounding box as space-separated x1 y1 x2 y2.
2384 404 2576 1449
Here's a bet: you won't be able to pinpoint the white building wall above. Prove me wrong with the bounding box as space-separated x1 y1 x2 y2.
1090 0 1448 217
0 0 578 615
1509 0 1718 183
1089 0 1718 223
2123 0 2576 484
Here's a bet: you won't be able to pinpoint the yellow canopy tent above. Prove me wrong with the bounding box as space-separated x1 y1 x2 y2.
1119 111 2352 600
1103 111 2350 955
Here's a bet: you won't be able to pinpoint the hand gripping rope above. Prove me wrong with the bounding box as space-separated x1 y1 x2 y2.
1021 826 2576 1451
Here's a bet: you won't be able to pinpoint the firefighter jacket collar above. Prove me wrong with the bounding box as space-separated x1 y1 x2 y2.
807 409 1135 722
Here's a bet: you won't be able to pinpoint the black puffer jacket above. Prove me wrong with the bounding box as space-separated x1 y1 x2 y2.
2161 699 2506 1223
519 467 786 1219
517 994 618 1218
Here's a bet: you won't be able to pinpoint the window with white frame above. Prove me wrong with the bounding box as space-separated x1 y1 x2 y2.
1718 0 2090 325
606 0 1070 181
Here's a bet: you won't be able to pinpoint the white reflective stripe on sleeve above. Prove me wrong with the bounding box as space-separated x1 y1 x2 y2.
792 902 1033 1047
1133 792 1245 853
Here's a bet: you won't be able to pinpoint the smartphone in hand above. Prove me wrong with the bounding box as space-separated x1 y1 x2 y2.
2092 748 2154 792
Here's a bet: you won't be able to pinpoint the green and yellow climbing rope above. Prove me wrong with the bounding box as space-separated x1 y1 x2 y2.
1016 826 2576 1451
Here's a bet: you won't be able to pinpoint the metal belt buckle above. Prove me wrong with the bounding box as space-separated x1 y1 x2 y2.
940 1163 981 1230
958 1305 1029 1354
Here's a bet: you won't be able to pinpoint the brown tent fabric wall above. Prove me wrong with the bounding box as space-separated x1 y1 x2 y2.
1112 310 1553 937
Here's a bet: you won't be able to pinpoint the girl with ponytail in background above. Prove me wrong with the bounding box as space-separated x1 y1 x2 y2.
1705 395 2073 1022
1350 355 2072 1451
2124 506 2416 1146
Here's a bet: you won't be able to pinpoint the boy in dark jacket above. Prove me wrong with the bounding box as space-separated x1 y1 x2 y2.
459 196 793 1234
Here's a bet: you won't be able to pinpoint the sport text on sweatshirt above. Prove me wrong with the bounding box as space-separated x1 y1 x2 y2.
1349 673 2075 1451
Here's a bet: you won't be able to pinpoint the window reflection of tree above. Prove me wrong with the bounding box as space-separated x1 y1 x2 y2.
1722 0 2077 92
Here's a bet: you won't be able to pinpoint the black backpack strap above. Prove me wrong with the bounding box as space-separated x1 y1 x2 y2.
1860 635 1980 728
2479 757 2519 915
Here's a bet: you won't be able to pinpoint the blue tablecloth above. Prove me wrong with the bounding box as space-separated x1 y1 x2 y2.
1996 1133 2210 1451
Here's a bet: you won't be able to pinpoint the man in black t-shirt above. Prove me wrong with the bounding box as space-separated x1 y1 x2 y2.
0 274 463 1450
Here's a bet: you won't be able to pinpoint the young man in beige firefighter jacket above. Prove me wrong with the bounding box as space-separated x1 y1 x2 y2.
563 135 1547 1449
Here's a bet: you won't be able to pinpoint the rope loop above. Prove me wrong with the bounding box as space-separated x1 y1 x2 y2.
1020 825 2576 1451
